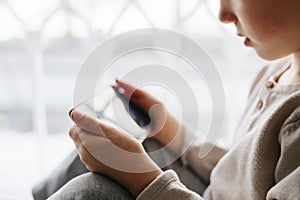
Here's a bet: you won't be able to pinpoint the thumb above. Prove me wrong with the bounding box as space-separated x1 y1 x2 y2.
71 110 105 137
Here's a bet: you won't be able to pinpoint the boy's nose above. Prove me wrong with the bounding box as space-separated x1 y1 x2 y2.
218 0 237 24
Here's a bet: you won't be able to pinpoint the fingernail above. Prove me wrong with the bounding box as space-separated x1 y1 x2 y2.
69 108 74 118
115 78 119 83
71 110 83 122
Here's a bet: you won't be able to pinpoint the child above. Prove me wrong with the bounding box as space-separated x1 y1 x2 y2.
49 0 300 199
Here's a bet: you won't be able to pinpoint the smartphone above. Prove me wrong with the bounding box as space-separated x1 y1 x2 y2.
112 86 151 127
69 86 151 128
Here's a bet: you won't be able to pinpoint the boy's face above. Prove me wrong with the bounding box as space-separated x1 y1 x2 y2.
219 0 300 60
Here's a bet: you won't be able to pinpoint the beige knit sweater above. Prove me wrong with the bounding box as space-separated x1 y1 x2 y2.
137 59 300 200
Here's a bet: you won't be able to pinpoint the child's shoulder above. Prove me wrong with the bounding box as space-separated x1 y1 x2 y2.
270 89 300 140
280 92 300 131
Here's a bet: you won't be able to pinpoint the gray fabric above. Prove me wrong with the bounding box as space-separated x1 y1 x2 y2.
48 173 134 200
34 139 207 199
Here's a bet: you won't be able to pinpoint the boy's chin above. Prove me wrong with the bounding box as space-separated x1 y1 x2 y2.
255 49 287 61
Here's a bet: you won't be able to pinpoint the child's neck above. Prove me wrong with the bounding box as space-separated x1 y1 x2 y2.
276 51 300 85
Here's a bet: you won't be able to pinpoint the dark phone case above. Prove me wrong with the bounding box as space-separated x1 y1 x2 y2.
112 86 151 127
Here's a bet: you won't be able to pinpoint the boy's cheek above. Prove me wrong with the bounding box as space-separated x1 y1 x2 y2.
261 14 287 36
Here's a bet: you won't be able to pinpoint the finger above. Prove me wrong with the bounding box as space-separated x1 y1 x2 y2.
70 110 106 137
68 125 77 139
69 126 85 154
77 127 158 173
115 79 162 111
70 126 88 148
71 110 125 142
115 79 143 98
69 128 97 169
69 125 83 142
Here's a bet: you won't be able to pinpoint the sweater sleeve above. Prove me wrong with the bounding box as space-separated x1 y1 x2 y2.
266 107 300 199
137 170 203 200
266 166 300 200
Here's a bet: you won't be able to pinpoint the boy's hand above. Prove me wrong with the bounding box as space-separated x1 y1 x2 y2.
115 80 183 153
69 110 162 197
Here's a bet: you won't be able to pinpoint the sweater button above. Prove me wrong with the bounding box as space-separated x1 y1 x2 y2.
265 81 274 89
257 100 263 110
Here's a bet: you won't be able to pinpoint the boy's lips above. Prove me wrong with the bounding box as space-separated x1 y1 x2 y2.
237 32 251 46
244 37 251 46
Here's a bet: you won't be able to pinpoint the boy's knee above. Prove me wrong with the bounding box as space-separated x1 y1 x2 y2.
49 172 133 200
